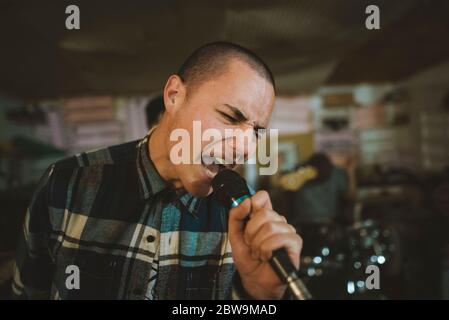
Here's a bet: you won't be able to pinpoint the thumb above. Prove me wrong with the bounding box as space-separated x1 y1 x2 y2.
228 197 252 242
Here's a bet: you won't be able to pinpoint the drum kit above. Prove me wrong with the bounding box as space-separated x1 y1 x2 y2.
273 161 400 298
297 219 397 299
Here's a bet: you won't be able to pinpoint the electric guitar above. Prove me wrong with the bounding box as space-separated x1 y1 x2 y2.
273 166 318 192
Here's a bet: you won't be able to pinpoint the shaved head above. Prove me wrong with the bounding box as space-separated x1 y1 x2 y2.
177 42 275 95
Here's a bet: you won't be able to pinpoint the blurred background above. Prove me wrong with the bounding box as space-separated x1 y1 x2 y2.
0 0 449 299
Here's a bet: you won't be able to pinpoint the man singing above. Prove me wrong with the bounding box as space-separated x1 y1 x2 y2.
12 42 302 300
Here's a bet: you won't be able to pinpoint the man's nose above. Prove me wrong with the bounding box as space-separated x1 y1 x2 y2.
225 131 257 164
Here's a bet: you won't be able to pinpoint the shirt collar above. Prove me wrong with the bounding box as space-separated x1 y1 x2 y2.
136 129 202 217
136 133 167 199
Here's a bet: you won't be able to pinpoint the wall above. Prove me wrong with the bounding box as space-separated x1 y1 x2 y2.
400 60 449 172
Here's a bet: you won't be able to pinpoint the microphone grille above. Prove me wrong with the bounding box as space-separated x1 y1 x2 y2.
211 169 250 206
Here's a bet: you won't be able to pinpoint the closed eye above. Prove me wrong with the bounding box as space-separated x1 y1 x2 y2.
217 110 240 125
215 108 261 139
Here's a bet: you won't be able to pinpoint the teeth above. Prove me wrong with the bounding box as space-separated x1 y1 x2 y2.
202 155 234 166
214 157 226 166
202 154 227 165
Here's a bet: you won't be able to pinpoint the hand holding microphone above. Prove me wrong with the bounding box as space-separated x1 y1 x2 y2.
212 169 311 300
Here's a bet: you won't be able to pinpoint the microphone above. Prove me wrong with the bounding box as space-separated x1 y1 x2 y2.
212 169 312 300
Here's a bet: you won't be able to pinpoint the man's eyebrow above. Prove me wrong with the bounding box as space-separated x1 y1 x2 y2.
222 103 266 130
223 104 247 121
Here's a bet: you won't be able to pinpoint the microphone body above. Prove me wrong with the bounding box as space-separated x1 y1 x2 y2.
212 169 312 300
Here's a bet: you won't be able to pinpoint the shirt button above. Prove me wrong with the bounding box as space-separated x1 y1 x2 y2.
146 235 156 243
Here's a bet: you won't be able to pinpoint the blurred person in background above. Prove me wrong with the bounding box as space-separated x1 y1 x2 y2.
275 152 357 231
145 95 165 130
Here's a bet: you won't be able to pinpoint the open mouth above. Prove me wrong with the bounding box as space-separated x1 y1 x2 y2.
201 155 234 177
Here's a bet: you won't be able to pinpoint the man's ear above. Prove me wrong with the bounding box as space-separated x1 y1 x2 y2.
163 75 186 115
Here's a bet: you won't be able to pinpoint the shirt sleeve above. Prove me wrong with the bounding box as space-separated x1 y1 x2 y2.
11 165 56 299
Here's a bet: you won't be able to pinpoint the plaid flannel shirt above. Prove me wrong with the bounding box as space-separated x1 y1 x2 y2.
12 133 250 300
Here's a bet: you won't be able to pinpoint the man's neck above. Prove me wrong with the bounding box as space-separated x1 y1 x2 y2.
148 123 183 190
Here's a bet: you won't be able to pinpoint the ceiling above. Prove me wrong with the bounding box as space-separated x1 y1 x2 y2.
0 0 448 100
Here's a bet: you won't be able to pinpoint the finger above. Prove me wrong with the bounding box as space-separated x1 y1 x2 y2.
228 197 252 241
250 190 272 212
250 221 296 260
243 210 286 245
257 233 303 267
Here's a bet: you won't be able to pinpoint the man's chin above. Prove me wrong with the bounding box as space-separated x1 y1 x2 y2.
183 179 213 198
189 185 213 198
179 165 216 197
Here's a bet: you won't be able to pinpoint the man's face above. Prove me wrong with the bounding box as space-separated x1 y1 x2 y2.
165 59 275 197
